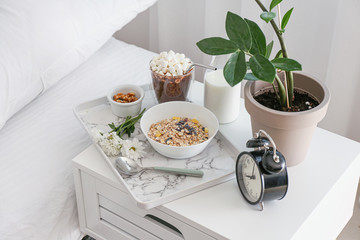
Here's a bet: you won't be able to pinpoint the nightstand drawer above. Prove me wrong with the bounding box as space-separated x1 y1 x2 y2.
99 206 161 240
99 195 182 240
81 171 216 240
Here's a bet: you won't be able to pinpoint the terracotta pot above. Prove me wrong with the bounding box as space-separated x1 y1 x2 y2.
244 72 331 167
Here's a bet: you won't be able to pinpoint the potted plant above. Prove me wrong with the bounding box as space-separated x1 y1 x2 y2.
196 0 330 166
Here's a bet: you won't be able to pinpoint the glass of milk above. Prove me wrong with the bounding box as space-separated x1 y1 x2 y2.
204 55 241 124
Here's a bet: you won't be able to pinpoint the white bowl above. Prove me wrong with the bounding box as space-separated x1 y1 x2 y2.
107 84 144 117
140 101 219 159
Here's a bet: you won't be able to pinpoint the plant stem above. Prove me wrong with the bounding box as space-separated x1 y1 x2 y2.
272 82 280 101
286 71 294 104
254 0 294 107
275 75 287 108
277 5 282 28
254 0 288 57
245 52 254 58
276 5 289 109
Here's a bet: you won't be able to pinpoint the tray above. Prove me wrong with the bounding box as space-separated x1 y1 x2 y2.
74 85 239 209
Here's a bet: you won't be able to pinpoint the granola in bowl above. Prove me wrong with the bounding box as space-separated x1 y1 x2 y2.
148 117 209 147
140 101 219 159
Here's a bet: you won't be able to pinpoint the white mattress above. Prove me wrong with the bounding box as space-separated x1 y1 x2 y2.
0 37 156 240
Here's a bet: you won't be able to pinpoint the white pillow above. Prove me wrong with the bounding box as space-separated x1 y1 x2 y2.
0 0 156 129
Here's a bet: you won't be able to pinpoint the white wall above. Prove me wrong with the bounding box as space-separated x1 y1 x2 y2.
114 0 360 143
321 0 360 143
113 9 150 50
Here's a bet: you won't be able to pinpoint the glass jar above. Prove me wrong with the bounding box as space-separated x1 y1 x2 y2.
150 67 194 104
204 55 240 124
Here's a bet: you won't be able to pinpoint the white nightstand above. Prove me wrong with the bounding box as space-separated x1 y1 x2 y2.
72 82 360 240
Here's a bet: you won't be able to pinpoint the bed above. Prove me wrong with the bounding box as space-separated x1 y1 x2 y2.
0 1 156 239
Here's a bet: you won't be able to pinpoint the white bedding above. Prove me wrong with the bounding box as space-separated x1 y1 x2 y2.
0 38 156 240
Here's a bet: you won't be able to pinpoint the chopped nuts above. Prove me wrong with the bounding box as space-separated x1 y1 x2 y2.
113 92 138 103
148 117 209 147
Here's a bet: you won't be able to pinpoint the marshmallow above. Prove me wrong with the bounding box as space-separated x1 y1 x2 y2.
168 58 175 64
160 51 167 57
182 63 189 71
177 69 183 75
150 50 192 76
166 57 172 62
168 66 175 73
160 60 168 68
174 64 182 71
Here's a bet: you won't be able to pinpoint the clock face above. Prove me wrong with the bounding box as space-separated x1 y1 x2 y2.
236 153 263 204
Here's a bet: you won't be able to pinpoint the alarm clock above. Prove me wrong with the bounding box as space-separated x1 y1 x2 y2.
235 130 288 210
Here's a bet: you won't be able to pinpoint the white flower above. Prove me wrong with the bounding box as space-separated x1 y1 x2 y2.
121 138 146 161
91 128 104 142
91 128 145 159
92 128 124 157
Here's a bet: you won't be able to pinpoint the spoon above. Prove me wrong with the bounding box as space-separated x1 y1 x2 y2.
115 156 204 178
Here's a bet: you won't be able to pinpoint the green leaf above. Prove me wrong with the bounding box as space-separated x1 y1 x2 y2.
271 58 302 71
129 125 135 133
245 19 267 56
265 41 274 59
226 11 252 51
281 8 293 30
270 0 283 11
196 37 239 55
110 108 145 139
275 50 283 59
244 73 260 81
260 12 276 23
249 54 276 83
223 51 247 87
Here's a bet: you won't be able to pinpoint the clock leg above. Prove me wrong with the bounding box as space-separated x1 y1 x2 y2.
259 202 264 211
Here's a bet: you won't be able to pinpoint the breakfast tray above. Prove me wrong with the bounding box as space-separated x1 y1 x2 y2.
74 85 239 209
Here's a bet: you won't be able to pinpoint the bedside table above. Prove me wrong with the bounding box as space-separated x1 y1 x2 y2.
72 82 360 240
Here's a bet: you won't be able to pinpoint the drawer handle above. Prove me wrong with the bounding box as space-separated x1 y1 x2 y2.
145 214 184 238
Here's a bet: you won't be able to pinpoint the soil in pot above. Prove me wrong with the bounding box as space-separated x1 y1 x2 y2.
254 89 320 112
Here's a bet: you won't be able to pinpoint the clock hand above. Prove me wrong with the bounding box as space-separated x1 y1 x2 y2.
251 162 255 177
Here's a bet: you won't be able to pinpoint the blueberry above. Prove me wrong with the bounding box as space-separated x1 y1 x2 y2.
176 120 185 125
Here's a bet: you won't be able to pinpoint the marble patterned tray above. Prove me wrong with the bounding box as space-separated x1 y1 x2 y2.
74 85 238 209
